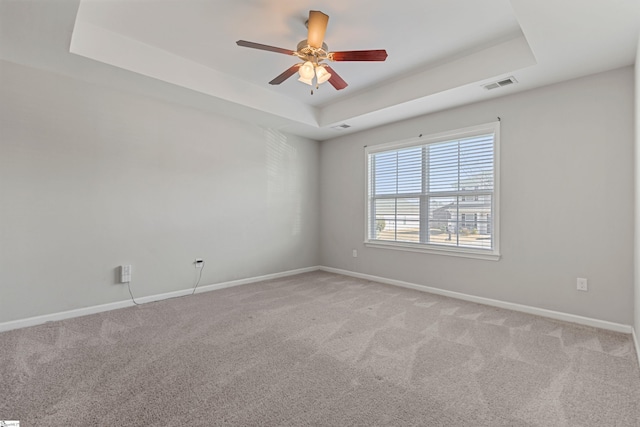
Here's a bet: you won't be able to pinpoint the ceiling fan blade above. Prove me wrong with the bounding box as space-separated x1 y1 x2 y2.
330 50 388 61
307 10 329 49
236 40 295 56
323 66 348 90
269 64 302 85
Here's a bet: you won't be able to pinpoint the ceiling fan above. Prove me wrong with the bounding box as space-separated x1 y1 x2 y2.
236 10 388 92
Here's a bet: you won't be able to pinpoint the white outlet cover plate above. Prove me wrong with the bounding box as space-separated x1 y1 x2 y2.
577 278 588 291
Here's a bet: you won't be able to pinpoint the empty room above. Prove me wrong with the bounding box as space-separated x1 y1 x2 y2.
2 0 640 425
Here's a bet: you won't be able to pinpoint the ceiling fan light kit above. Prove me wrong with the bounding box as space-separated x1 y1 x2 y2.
236 10 388 94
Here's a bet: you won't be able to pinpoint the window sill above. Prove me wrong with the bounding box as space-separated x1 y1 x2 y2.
364 240 501 261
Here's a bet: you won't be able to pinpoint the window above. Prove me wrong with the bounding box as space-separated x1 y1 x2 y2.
365 122 500 260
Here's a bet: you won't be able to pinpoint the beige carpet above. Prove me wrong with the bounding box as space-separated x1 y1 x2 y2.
1 271 639 426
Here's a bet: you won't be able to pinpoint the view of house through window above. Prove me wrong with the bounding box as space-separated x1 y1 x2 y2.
366 122 499 258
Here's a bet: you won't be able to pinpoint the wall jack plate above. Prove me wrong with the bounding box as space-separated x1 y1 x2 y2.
195 258 204 269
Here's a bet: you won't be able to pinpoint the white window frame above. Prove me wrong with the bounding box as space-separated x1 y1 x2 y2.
364 122 500 261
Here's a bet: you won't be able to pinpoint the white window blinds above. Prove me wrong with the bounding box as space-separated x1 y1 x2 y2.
366 122 499 259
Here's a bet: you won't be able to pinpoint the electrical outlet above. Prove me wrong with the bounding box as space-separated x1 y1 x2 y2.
120 265 131 283
352 249 358 258
195 258 204 269
577 277 588 292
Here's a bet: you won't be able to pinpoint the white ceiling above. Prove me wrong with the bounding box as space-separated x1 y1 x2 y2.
1 0 639 140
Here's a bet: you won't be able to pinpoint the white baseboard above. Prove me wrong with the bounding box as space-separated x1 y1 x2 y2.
633 328 640 368
189 266 320 295
0 266 321 333
320 266 633 334
1 264 634 339
0 299 133 333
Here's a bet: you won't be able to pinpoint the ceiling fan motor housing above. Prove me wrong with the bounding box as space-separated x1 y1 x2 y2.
296 40 330 63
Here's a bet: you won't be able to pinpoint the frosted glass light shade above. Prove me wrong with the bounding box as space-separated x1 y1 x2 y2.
298 76 313 85
315 66 331 84
298 61 315 80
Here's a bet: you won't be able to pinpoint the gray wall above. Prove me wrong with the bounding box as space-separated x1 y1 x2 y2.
635 39 640 335
1 59 636 327
320 67 634 325
0 60 320 323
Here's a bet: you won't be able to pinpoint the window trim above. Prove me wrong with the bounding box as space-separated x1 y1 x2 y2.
364 122 501 261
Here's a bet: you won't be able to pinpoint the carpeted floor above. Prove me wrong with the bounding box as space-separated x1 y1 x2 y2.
1 271 639 426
